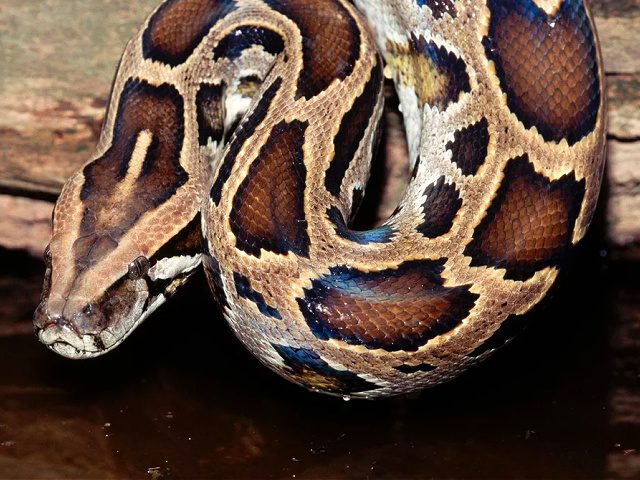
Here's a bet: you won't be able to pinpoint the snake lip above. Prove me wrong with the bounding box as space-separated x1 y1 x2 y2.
34 303 115 359
33 270 156 358
33 299 104 358
36 321 106 359
34 287 161 359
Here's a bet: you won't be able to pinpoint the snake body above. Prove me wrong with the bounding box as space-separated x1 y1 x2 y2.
34 0 605 398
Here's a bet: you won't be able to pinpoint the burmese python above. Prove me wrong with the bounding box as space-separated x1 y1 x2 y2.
34 0 606 398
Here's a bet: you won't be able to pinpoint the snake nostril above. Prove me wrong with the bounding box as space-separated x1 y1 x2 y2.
35 311 67 331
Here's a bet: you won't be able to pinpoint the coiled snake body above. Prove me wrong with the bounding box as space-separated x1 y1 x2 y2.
34 0 605 398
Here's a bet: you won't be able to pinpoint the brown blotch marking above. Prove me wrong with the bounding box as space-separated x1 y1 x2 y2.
196 83 225 146
230 119 310 258
298 259 479 352
264 0 360 99
464 155 586 280
386 34 470 110
325 62 382 198
483 0 600 144
77 79 187 272
416 0 457 19
143 0 236 66
447 118 490 176
210 78 282 205
418 176 462 238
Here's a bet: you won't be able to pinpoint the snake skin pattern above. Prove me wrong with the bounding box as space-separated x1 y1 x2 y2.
34 0 605 398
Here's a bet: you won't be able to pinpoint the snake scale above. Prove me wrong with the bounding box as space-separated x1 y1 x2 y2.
34 0 605 398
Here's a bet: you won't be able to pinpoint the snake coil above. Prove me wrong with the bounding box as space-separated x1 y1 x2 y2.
34 0 605 398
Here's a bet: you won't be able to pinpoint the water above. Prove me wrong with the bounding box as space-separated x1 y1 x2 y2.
0 245 638 479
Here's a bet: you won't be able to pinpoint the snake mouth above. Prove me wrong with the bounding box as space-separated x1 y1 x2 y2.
36 321 113 359
34 251 203 359
33 271 155 359
34 292 159 359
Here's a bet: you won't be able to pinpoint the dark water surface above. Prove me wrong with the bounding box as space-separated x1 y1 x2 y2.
0 245 638 479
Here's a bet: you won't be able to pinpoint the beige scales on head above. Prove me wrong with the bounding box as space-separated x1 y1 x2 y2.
34 0 605 398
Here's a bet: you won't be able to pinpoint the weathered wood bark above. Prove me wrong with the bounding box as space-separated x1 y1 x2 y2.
0 0 638 258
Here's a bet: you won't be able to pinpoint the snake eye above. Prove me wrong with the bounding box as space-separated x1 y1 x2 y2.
128 256 150 280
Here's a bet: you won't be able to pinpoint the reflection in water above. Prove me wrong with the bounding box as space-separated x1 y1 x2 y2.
0 246 638 479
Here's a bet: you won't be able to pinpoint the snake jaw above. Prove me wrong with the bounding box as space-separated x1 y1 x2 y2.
34 253 203 359
34 298 152 360
36 322 106 359
34 274 152 359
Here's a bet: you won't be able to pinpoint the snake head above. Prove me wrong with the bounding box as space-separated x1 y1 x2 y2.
32 70 205 358
33 176 203 358
34 243 154 358
34 240 201 358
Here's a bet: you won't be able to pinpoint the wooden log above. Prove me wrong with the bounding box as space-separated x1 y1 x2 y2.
0 0 638 258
